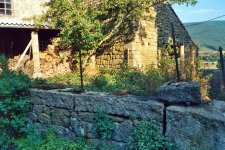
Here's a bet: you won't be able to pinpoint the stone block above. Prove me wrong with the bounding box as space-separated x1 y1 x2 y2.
74 94 164 122
70 118 94 137
157 81 201 104
166 100 225 150
33 105 45 114
51 108 70 127
30 89 75 109
34 123 76 140
38 113 51 124
112 121 133 143
86 139 127 150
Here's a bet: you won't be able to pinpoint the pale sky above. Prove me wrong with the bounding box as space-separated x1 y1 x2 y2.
172 0 225 23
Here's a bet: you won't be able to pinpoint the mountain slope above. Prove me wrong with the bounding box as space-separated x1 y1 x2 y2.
184 21 225 50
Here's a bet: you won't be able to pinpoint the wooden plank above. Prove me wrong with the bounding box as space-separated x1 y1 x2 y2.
14 40 32 70
219 47 225 88
180 45 186 80
171 23 180 81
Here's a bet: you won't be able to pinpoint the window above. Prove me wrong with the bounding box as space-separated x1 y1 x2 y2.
0 0 11 15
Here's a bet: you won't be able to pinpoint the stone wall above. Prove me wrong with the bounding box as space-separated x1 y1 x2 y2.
11 0 46 19
30 89 225 150
30 89 164 149
95 3 198 69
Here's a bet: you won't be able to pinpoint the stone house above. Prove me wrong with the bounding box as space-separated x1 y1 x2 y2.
0 0 198 77
94 3 198 70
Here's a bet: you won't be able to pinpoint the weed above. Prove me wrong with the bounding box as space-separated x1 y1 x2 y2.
93 108 116 140
128 120 174 150
0 55 31 149
14 129 90 150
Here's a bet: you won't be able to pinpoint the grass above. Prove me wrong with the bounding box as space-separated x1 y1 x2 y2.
33 65 174 96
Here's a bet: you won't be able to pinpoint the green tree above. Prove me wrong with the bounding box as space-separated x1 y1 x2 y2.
37 0 197 90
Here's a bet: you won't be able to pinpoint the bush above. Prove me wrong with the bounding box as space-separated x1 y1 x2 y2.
128 120 174 150
0 55 31 149
93 108 116 140
91 75 109 89
14 129 90 150
0 54 9 71
145 67 165 95
46 72 83 85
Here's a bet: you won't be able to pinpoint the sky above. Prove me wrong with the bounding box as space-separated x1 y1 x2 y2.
172 0 225 23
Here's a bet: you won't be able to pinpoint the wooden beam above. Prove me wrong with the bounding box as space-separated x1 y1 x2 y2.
180 45 186 80
31 31 42 78
14 40 32 70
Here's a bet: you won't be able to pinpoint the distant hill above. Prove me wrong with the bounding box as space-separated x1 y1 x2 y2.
184 21 225 51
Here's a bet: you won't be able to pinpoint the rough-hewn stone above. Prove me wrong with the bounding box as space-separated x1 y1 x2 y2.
70 118 85 137
86 139 127 150
112 121 133 143
31 89 75 109
37 113 51 124
75 94 164 122
51 108 70 127
166 100 225 150
157 81 201 104
34 123 76 140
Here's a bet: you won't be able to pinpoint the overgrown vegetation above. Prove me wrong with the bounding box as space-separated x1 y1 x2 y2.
44 65 172 96
128 120 174 150
0 55 31 149
93 108 116 140
14 129 90 150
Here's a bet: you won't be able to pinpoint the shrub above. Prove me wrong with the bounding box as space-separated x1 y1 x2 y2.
0 54 9 71
0 55 31 149
93 108 116 140
46 72 83 85
145 67 165 95
128 120 174 150
14 129 90 150
91 75 109 89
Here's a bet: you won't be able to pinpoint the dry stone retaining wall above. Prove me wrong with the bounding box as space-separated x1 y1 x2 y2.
30 89 164 149
30 89 225 150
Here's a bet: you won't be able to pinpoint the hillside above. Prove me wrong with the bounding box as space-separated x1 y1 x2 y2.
184 21 225 51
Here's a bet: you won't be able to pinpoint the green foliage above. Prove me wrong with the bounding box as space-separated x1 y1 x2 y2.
91 75 109 89
128 120 174 150
145 67 166 95
194 69 212 101
14 129 90 150
0 55 9 70
185 21 225 51
46 72 83 85
201 55 219 62
93 108 116 140
0 55 31 149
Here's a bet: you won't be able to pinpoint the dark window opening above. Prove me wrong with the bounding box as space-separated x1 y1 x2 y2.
0 0 11 15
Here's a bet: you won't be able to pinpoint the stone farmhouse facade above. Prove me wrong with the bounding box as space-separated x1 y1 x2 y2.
94 3 198 69
0 0 198 77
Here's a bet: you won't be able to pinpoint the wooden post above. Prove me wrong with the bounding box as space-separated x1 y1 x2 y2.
171 23 180 81
79 48 84 92
180 45 186 80
31 31 41 78
190 49 196 78
219 47 225 88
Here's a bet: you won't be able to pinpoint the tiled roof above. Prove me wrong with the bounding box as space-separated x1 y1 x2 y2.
0 18 35 28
